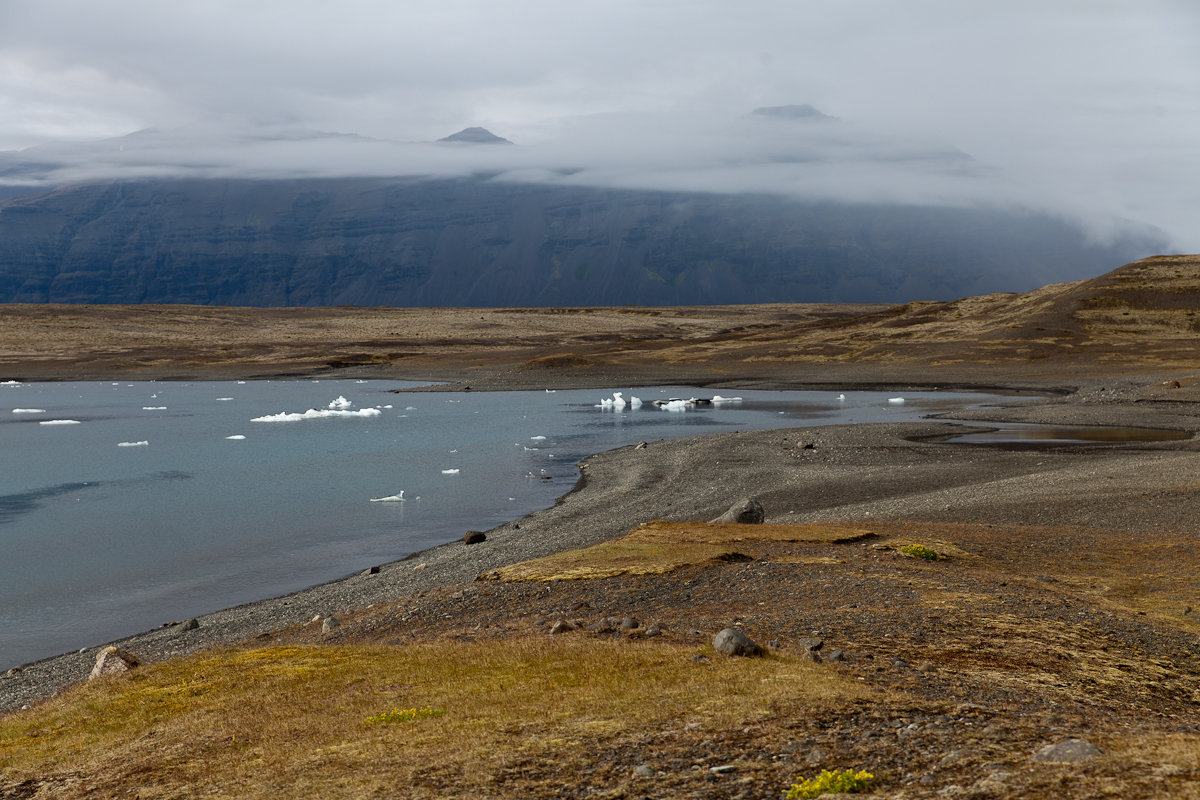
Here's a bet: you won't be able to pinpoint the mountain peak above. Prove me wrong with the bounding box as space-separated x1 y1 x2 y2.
437 127 513 145
750 104 837 122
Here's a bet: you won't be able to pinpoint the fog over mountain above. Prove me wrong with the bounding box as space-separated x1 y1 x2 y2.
0 2 1194 306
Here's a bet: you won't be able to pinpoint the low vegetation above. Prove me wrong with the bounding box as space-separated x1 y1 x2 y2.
2 638 874 798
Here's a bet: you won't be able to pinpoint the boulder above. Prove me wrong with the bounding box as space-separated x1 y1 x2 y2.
713 628 763 657
321 616 341 633
89 647 140 680
1033 739 1104 763
464 531 487 544
180 618 200 631
709 498 765 525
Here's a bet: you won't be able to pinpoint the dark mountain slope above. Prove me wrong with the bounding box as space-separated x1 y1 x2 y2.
0 177 1162 307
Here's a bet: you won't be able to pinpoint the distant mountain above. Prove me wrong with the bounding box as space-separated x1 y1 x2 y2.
436 127 513 144
0 176 1164 307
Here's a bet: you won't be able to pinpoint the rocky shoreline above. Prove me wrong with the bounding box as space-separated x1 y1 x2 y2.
4 372 1199 714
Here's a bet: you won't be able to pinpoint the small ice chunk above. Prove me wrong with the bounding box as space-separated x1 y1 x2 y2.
118 441 149 447
142 406 167 410
383 405 393 409
630 396 642 408
216 397 234 401
530 435 547 441
226 435 246 440
237 381 246 384
370 491 405 502
837 394 846 400
13 408 45 413
711 395 742 403
888 397 905 404
40 419 81 425
328 396 353 409
1 380 21 385
441 469 460 474
405 406 416 410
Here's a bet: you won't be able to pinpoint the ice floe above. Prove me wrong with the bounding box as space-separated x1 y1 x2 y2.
143 406 167 410
441 469 460 474
370 490 406 502
888 397 906 404
12 408 45 413
118 441 149 447
711 396 743 403
216 397 234 401
530 435 547 441
251 407 381 422
40 420 81 425
226 435 246 440
328 396 353 409
1 380 21 385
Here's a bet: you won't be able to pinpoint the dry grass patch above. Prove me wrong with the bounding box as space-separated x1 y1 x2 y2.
480 521 874 582
1 638 876 799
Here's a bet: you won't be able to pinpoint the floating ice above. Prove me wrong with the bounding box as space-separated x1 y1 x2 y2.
118 441 149 447
630 396 643 408
142 406 167 410
216 397 234 401
441 469 460 474
405 407 416 410
383 405 393 409
13 408 45 413
40 420 81 425
328 396 353 409
356 380 368 384
530 435 547 441
712 396 743 403
837 394 846 400
226 435 246 440
237 381 246 384
370 490 405 502
888 397 905 404
1 380 21 385
545 389 556 393
251 407 382 422
659 399 689 411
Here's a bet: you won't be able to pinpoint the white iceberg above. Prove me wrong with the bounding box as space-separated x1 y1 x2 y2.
530 435 547 441
441 469 460 474
118 441 149 447
216 397 234 401
251 407 381 422
1 380 21 385
226 435 246 440
328 396 353 409
142 406 167 410
888 397 906 404
13 408 45 413
711 396 743 403
40 420 81 425
370 490 406 502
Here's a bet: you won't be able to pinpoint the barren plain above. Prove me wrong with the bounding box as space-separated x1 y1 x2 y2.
2 254 1200 799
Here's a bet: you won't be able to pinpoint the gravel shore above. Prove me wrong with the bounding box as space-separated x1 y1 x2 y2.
4 373 1198 713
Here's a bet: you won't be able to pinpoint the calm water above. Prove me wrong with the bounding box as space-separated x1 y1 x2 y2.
2 380 1014 668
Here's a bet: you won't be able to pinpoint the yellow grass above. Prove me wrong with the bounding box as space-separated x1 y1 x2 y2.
481 521 875 582
2 638 875 798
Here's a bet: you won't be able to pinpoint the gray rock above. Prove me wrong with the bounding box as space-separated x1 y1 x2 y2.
709 498 765 525
361 565 381 575
181 618 200 631
917 662 937 673
713 628 763 657
799 649 823 663
805 748 827 764
464 531 486 544
826 649 845 662
892 658 910 669
620 617 639 630
797 637 823 651
710 764 737 775
634 764 656 778
643 628 661 638
691 654 711 664
548 621 570 635
587 619 617 633
1033 739 1104 762
321 617 341 633
89 647 140 680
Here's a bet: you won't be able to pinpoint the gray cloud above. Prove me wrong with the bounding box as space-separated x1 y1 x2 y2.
0 1 1197 249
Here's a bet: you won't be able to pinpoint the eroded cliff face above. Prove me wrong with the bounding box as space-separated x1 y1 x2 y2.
0 177 1163 307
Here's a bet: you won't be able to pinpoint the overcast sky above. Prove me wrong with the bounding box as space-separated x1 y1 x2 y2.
1 1 1198 249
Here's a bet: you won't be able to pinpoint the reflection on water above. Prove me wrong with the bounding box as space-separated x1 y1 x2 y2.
946 424 1191 445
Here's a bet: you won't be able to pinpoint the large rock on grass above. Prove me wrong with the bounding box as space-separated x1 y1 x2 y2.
713 628 763 657
709 498 765 524
89 647 140 680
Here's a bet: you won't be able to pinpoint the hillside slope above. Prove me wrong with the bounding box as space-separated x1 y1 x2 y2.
0 177 1161 307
